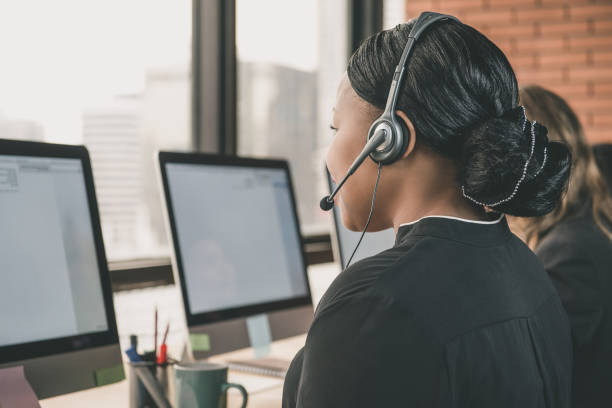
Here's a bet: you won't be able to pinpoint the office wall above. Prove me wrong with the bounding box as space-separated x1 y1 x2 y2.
404 0 612 143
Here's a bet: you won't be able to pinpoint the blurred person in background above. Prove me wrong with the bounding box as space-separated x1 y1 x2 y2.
515 85 612 408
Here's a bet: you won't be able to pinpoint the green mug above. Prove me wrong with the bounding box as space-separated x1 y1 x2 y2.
174 362 248 408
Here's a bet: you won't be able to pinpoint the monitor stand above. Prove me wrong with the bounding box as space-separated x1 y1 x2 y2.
228 312 291 377
189 304 313 373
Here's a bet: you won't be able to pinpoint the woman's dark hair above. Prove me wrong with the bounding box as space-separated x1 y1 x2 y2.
347 19 571 217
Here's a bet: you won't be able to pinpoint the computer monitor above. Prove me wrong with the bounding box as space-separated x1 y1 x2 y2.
326 170 395 269
0 139 123 398
158 152 313 360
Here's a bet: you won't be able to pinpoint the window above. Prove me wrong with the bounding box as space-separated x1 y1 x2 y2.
236 0 348 235
0 0 191 260
383 0 407 29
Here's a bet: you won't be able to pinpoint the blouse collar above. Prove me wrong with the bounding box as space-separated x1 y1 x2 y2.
394 213 510 247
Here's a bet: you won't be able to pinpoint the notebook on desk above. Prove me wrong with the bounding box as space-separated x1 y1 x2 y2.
227 371 284 395
227 357 290 378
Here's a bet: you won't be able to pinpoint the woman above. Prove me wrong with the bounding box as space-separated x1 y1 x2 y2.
282 13 573 408
517 85 612 408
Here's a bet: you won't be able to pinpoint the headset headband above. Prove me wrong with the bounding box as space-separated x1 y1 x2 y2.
383 12 460 116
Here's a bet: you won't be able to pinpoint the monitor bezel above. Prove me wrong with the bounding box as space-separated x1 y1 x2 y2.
158 151 313 328
0 139 120 363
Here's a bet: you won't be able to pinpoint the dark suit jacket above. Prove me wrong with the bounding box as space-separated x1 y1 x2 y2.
537 203 612 408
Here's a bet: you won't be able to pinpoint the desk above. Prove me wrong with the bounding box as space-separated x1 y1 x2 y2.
39 262 340 407
40 334 306 408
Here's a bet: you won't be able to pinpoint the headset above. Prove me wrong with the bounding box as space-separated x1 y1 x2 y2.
320 11 460 266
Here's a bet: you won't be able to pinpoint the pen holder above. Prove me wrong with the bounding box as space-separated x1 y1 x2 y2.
128 361 175 408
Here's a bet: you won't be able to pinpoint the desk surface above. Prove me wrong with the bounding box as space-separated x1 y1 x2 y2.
40 334 306 408
38 262 340 408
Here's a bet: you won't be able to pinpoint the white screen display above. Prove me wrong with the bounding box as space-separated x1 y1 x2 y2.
165 163 309 314
0 155 108 347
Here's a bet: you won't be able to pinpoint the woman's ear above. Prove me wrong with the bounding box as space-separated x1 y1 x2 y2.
395 110 416 159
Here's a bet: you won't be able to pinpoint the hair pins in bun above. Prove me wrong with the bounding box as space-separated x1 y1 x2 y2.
534 141 548 178
462 106 548 208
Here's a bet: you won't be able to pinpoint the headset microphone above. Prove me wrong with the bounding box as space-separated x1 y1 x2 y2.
320 129 388 211
319 195 335 211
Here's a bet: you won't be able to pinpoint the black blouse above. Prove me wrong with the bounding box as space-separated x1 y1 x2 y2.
283 215 572 407
536 203 612 408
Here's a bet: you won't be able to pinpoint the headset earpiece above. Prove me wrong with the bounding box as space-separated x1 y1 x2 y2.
367 11 459 166
367 113 411 165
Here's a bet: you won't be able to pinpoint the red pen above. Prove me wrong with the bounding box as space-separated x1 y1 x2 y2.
157 322 170 364
157 344 167 364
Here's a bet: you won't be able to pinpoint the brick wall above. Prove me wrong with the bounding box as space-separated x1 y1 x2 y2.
403 0 612 143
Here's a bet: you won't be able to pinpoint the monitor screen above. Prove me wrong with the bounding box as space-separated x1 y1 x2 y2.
327 173 395 268
0 155 108 347
164 162 309 316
